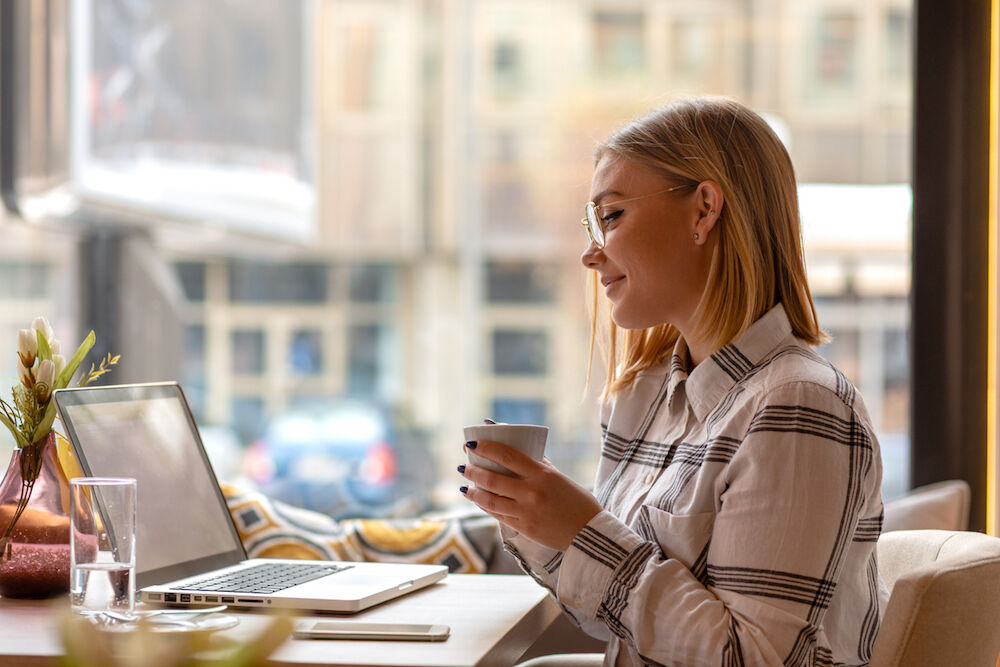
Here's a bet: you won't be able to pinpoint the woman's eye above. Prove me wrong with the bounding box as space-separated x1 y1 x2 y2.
601 210 624 225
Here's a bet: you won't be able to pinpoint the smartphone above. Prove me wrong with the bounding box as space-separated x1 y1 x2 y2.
293 621 451 642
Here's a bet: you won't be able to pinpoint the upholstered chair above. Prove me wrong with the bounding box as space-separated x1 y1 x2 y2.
519 528 1000 667
869 529 1000 666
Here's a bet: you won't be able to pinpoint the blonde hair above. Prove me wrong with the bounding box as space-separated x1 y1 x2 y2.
588 96 826 399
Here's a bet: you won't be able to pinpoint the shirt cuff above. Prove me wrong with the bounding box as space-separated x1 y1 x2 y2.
500 524 564 575
556 509 651 617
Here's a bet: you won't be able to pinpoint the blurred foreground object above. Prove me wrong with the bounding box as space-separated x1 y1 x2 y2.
58 604 292 667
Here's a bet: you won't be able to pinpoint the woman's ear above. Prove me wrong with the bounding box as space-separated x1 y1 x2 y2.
693 181 724 246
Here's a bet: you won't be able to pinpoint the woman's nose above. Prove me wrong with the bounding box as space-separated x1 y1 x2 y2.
581 240 602 268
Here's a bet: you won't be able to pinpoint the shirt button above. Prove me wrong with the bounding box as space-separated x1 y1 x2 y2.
644 473 655 485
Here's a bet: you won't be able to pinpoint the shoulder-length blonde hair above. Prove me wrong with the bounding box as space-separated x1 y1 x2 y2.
589 96 826 399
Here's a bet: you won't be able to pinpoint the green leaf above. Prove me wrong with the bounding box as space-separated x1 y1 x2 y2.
0 411 29 449
31 402 56 444
36 329 52 362
56 331 95 390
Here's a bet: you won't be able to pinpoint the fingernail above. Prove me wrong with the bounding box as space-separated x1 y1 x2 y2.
459 486 468 494
457 464 466 474
484 418 496 424
465 440 478 449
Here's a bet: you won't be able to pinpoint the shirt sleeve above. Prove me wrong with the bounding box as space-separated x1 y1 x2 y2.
501 525 612 642
551 380 880 666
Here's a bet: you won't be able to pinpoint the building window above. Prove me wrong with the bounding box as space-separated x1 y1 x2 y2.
182 324 206 419
175 262 206 302
591 11 645 76
349 264 396 303
492 330 548 376
289 329 324 376
884 8 911 82
492 398 547 426
231 395 267 444
0 262 49 298
671 19 713 79
228 261 328 303
813 12 859 90
493 39 523 96
487 261 556 303
348 324 382 395
231 329 266 375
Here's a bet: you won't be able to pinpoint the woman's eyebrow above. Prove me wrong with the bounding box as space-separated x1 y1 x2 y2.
590 188 622 205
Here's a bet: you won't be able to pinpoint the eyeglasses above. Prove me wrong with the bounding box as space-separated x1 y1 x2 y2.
581 183 691 249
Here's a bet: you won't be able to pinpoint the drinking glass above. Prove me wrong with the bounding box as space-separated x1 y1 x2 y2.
70 477 136 616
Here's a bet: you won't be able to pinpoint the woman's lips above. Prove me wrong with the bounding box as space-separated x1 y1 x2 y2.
602 275 625 294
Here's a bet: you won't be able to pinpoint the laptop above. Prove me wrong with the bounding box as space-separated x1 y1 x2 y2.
53 382 448 613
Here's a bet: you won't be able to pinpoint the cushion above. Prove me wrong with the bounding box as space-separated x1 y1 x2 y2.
871 530 1000 667
882 480 970 533
220 483 500 574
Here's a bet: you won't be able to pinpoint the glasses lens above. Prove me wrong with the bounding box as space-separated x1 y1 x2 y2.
585 202 604 247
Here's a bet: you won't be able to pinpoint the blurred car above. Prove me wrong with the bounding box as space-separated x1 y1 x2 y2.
251 400 435 520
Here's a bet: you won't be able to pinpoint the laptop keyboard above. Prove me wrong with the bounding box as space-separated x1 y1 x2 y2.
175 562 354 594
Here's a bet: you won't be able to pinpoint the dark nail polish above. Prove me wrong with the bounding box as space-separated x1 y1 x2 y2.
465 440 478 449
484 418 496 424
457 464 466 474
459 486 468 494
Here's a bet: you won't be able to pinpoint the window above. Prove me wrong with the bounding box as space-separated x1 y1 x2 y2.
228 262 328 303
348 324 391 396
884 9 911 82
492 330 548 376
1 0 916 516
230 396 267 444
289 330 324 376
74 0 314 238
591 11 645 76
0 262 49 298
176 262 206 302
349 264 396 304
231 329 266 375
493 40 524 96
814 12 859 89
183 324 207 420
487 262 557 303
492 398 547 427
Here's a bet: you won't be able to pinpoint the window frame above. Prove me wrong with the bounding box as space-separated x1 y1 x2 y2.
910 0 992 530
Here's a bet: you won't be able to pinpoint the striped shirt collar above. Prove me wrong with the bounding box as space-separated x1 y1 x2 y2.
683 303 794 422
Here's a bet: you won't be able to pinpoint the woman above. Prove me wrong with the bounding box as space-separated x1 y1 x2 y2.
458 97 886 666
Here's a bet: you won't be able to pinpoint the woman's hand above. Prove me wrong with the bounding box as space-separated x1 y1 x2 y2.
459 439 603 551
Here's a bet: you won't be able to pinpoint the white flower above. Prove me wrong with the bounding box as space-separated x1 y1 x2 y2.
49 339 60 355
31 317 54 344
16 358 32 388
16 329 37 367
53 354 66 378
34 359 55 402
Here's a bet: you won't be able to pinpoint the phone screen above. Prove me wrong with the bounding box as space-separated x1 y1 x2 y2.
294 621 450 642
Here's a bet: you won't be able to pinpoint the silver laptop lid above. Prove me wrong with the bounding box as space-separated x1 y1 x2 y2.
54 382 247 589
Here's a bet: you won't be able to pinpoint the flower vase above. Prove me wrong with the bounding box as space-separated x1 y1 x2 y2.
0 432 73 598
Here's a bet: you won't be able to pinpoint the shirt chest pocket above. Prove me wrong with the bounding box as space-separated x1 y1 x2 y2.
638 505 716 571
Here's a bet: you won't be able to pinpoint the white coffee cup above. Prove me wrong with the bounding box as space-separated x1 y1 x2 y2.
463 423 548 476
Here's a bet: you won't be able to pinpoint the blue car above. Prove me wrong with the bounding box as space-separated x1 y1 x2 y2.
255 400 434 519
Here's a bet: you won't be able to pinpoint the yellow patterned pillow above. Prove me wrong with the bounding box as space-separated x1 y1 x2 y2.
221 483 498 574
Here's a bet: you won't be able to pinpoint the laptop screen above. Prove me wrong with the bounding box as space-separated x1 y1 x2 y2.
54 383 247 588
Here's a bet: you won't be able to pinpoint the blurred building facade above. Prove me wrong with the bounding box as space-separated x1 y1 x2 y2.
0 0 911 503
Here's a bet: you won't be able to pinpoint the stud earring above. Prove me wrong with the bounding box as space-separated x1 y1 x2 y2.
710 210 715 216
693 233 700 241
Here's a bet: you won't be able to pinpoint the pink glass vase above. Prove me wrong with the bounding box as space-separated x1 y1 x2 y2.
0 432 73 598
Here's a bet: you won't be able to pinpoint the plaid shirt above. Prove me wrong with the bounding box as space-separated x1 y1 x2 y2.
503 304 887 666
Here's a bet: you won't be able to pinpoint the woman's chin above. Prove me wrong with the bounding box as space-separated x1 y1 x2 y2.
611 306 659 331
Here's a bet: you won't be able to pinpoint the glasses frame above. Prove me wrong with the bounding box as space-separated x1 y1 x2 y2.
581 183 692 249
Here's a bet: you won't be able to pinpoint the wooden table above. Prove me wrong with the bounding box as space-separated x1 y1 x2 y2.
0 574 562 667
